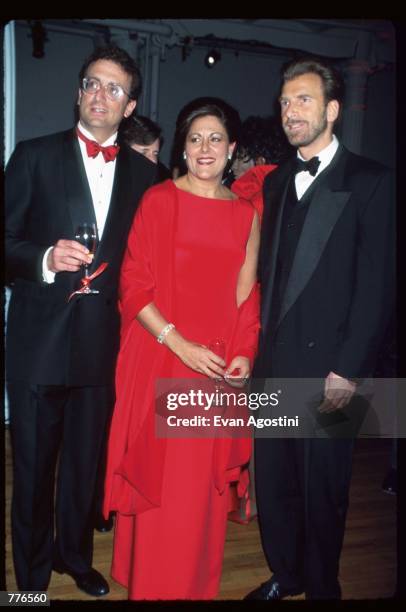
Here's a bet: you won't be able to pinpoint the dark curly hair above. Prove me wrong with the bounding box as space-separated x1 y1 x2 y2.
236 115 293 165
79 44 142 100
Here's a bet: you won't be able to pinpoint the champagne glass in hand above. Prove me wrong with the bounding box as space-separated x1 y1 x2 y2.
209 338 226 394
74 223 99 294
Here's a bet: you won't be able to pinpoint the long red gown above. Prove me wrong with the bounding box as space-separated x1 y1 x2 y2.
103 179 260 600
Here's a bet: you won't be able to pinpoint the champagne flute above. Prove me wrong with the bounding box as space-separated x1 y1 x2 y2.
74 223 99 294
209 338 226 397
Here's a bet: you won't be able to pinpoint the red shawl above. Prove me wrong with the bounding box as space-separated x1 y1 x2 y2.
104 180 259 517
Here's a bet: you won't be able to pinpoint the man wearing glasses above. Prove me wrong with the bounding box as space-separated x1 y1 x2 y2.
5 45 156 597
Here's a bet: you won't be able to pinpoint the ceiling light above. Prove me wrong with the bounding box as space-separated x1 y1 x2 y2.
204 49 221 68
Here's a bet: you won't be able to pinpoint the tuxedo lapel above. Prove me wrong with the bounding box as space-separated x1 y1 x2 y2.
62 130 96 237
260 160 295 336
94 145 135 268
276 153 351 328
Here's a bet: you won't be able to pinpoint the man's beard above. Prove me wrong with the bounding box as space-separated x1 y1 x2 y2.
284 110 328 147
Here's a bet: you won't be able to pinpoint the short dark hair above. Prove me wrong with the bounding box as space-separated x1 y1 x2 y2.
282 56 344 105
79 44 142 100
120 115 162 146
172 97 241 174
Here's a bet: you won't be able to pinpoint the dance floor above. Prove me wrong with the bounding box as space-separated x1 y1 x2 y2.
4 433 396 600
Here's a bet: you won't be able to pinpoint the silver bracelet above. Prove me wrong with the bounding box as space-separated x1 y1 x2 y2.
157 323 175 344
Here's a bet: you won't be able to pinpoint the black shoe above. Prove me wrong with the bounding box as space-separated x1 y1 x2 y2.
54 566 109 597
382 468 397 495
245 577 303 600
95 513 114 533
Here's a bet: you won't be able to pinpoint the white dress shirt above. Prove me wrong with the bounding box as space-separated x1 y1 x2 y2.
42 122 118 283
295 134 339 200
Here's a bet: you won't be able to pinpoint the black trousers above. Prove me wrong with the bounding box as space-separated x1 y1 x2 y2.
7 382 113 591
94 394 115 519
255 436 354 599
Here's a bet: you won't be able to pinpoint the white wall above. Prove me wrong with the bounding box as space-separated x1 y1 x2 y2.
15 24 94 143
14 23 287 166
12 21 395 168
157 45 286 165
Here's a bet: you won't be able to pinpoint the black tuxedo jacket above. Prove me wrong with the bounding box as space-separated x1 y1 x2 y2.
5 128 156 386
255 145 395 379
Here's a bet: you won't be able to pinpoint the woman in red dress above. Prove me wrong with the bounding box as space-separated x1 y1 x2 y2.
103 97 260 600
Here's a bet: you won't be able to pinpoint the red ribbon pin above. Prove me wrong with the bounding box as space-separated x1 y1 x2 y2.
67 262 109 302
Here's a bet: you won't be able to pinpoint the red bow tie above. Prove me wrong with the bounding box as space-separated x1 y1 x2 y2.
76 128 120 162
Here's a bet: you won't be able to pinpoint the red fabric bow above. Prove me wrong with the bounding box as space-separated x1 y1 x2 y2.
76 127 120 162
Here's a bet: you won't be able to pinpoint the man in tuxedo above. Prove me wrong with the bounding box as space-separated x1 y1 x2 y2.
5 45 156 596
247 57 395 599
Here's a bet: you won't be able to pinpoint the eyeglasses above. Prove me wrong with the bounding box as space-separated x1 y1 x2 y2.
81 77 131 101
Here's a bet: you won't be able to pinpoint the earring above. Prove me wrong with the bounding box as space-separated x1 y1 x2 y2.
183 151 187 160
228 153 232 160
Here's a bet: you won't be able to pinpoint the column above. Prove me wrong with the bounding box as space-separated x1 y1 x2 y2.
341 31 373 154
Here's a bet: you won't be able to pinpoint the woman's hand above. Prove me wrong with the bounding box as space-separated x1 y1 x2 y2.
224 356 251 388
168 334 226 379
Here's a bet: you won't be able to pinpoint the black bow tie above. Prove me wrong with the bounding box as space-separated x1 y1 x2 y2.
295 156 321 177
